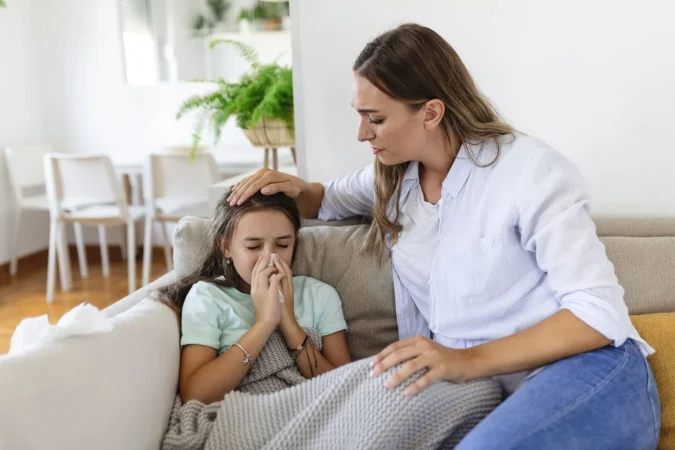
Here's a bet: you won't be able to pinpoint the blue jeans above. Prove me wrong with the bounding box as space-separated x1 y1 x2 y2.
456 339 661 449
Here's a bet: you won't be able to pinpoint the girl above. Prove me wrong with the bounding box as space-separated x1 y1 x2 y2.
227 23 660 449
159 190 351 405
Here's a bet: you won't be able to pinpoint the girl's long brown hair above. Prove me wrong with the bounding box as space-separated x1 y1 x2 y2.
354 23 515 257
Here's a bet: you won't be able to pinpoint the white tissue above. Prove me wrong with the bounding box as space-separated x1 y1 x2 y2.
268 253 285 303
9 303 114 355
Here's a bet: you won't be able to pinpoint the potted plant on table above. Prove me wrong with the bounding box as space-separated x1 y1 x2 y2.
176 39 294 168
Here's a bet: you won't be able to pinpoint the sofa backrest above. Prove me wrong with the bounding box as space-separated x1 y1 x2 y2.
173 217 675 360
292 225 397 360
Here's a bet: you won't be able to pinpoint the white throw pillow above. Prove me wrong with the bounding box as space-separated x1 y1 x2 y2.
173 215 211 277
0 299 180 450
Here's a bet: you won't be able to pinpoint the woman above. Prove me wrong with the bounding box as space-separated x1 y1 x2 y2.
227 23 660 449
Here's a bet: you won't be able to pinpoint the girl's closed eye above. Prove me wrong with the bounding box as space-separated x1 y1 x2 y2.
368 116 384 125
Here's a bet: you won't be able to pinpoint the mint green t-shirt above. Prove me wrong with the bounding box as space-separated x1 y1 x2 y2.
181 276 348 355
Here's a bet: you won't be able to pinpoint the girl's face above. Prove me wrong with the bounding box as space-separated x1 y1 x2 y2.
223 209 297 290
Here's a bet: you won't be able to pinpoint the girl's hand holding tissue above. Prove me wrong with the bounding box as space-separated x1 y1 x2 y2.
272 254 302 342
250 253 282 327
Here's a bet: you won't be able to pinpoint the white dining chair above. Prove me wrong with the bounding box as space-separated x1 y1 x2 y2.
142 151 219 286
43 153 145 303
3 144 55 278
4 144 129 279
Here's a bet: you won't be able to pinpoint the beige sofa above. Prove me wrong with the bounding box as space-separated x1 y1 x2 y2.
0 217 673 450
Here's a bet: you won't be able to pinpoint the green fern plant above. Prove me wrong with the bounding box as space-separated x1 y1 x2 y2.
176 39 293 149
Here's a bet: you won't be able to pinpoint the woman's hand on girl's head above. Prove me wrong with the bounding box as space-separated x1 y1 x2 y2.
274 255 296 330
227 168 308 206
369 336 479 397
250 253 282 327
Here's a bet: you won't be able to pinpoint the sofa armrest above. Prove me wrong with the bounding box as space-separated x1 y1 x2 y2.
0 299 180 450
103 271 177 318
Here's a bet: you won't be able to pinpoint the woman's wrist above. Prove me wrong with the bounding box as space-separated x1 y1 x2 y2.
458 346 487 381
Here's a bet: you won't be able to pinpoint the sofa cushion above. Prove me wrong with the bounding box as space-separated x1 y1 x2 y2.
292 225 398 360
0 299 180 450
173 218 397 360
600 237 675 314
595 218 675 237
630 313 675 448
173 216 212 278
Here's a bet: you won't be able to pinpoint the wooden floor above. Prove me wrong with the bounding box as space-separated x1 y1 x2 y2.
0 247 168 355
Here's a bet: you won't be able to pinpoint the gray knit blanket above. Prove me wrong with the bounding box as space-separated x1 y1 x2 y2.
163 329 502 450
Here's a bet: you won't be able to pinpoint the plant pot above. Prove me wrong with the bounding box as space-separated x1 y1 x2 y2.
242 118 294 147
263 17 282 31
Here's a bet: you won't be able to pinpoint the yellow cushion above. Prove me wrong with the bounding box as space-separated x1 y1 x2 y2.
631 313 675 449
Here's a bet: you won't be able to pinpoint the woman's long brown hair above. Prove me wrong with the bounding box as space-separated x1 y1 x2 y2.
354 23 515 257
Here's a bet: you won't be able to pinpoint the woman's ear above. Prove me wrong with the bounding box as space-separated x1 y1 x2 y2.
423 99 445 130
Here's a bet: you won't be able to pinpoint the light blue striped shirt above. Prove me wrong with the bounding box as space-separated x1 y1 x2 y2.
318 134 653 357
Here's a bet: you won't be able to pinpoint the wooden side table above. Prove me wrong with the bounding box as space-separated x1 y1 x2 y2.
264 147 296 170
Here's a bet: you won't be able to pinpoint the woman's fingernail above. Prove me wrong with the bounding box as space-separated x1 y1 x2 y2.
369 370 376 378
261 187 270 194
369 359 376 368
384 380 393 389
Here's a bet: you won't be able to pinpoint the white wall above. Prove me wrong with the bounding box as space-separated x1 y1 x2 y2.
30 0 273 167
23 0 291 249
292 0 675 217
1 0 293 266
0 0 48 265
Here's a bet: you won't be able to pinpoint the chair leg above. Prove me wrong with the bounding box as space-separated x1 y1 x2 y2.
73 222 88 279
119 225 128 261
272 148 278 171
46 221 58 304
160 221 173 272
98 224 110 278
291 147 296 164
9 207 22 276
264 148 270 168
56 221 72 292
127 220 136 294
142 216 153 286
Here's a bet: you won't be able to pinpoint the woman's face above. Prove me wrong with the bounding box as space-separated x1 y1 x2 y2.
351 74 430 166
223 209 296 289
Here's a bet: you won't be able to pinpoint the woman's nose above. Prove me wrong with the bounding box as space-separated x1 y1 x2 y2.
357 122 375 142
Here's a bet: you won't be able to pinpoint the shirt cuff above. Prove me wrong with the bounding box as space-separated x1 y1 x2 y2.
180 335 220 350
560 294 629 347
318 318 348 337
